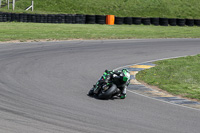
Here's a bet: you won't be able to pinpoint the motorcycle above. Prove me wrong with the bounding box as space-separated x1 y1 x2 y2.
88 72 120 99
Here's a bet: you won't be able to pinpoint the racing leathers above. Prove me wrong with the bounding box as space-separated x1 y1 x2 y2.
111 69 130 99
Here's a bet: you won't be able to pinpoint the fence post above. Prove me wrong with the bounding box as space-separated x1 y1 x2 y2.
32 0 34 11
8 0 9 9
25 0 34 11
13 0 15 10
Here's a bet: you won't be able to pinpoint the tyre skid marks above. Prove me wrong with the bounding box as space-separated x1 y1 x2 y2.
125 63 200 110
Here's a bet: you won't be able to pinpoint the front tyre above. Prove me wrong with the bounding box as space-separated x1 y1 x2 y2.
88 88 94 96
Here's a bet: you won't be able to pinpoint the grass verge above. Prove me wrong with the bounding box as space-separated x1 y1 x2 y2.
136 55 200 101
1 22 200 42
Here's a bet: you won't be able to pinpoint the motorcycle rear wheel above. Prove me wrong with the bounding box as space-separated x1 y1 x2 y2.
98 84 117 99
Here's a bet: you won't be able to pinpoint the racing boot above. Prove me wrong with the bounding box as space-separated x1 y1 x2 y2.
120 93 126 99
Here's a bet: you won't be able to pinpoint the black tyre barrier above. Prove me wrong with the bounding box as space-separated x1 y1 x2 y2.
177 19 185 26
150 18 159 26
22 14 27 22
6 13 12 22
36 14 41 23
50 14 56 23
35 14 41 23
51 14 56 23
14 13 20 22
132 17 142 25
64 14 73 23
142 18 151 25
186 19 194 26
75 14 86 24
31 14 37 23
48 14 57 23
65 14 77 24
86 15 96 24
47 14 58 23
115 17 124 25
19 14 23 22
40 14 47 23
124 17 132 25
29 14 36 22
159 18 168 26
17 13 22 22
0 12 200 28
194 19 200 26
11 13 15 21
26 14 31 22
168 18 176 26
2 12 8 22
0 12 3 22
54 14 65 23
47 14 52 23
1 13 5 22
0 13 2 22
71 15 76 24
96 15 106 24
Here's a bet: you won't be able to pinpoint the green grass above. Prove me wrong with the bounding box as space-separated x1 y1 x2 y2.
1 22 200 42
1 0 200 18
136 55 200 101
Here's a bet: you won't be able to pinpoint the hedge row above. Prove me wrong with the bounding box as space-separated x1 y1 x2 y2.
1 12 200 26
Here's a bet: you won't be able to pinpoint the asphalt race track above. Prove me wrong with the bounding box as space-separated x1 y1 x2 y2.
0 39 200 133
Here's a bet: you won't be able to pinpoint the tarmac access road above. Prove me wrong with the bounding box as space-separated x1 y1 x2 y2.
0 39 200 133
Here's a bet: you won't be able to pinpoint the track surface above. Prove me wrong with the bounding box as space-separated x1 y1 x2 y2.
0 39 200 133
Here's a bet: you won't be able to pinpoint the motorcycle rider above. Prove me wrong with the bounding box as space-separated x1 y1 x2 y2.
88 69 130 99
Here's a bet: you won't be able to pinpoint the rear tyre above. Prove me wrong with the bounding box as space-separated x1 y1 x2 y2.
98 84 117 99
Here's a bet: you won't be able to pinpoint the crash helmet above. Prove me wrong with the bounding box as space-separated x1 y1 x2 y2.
122 69 130 82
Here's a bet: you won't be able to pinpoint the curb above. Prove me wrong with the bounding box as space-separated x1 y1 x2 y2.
124 62 200 110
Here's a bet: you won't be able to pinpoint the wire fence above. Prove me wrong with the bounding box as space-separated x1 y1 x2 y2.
0 0 8 7
0 0 22 11
0 0 9 8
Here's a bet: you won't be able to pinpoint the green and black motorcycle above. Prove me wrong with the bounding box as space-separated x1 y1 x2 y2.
88 70 120 99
